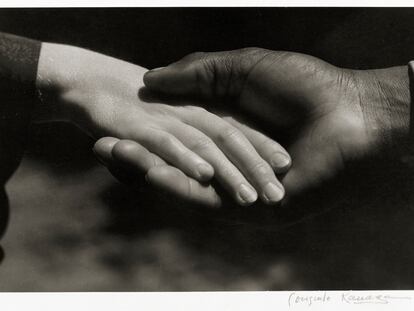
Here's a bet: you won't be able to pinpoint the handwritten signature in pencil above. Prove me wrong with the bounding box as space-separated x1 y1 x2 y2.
288 291 412 307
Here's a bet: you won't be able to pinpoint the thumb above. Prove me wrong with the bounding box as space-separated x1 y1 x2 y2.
143 48 272 100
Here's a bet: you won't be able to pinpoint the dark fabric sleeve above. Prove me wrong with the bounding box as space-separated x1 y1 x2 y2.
0 32 42 255
409 61 414 154
0 32 41 182
0 32 41 90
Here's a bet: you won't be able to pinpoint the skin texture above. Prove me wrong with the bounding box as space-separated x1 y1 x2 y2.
104 48 410 201
36 43 291 207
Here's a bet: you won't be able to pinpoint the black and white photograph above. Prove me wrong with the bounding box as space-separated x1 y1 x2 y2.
0 4 414 304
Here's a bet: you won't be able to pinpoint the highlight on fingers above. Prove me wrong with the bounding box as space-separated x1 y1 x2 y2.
132 128 215 183
93 137 120 165
182 109 285 205
146 165 222 208
111 139 165 171
223 117 292 174
94 137 223 209
166 119 259 206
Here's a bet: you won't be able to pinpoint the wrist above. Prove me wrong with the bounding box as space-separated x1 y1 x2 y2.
35 43 147 132
35 42 105 124
35 43 79 123
352 66 410 152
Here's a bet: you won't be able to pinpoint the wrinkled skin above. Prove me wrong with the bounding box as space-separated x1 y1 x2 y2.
139 48 410 197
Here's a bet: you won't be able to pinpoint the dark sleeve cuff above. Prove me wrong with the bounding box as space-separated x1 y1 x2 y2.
0 32 41 103
409 61 414 154
0 32 42 252
0 31 41 181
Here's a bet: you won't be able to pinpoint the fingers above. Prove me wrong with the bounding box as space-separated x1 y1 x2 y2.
147 166 222 208
96 119 289 205
181 109 285 204
223 117 291 174
134 128 214 183
93 136 156 184
143 48 271 99
94 137 222 208
94 137 167 170
168 121 258 206
112 139 166 170
93 137 120 164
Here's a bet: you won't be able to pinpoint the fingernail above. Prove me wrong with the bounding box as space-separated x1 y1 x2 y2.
271 152 291 168
149 66 165 73
196 163 214 181
238 184 258 206
262 182 284 204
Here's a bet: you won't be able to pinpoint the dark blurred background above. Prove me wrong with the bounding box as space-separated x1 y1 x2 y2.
0 8 414 290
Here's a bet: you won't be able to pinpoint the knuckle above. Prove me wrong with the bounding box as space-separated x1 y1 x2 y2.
180 149 200 167
125 123 151 141
220 167 243 186
247 161 271 177
190 137 214 152
199 57 216 77
213 160 240 183
155 133 176 149
216 126 242 144
185 51 206 61
232 47 270 67
256 137 274 151
187 106 208 115
185 178 195 199
222 116 236 123
239 47 267 56
95 137 119 151
113 140 136 154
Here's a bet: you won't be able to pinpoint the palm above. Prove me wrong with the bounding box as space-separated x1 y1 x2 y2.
144 48 379 198
232 52 371 195
284 115 351 195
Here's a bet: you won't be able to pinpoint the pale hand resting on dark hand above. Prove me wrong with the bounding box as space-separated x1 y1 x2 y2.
129 48 410 198
94 112 290 208
35 43 291 207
